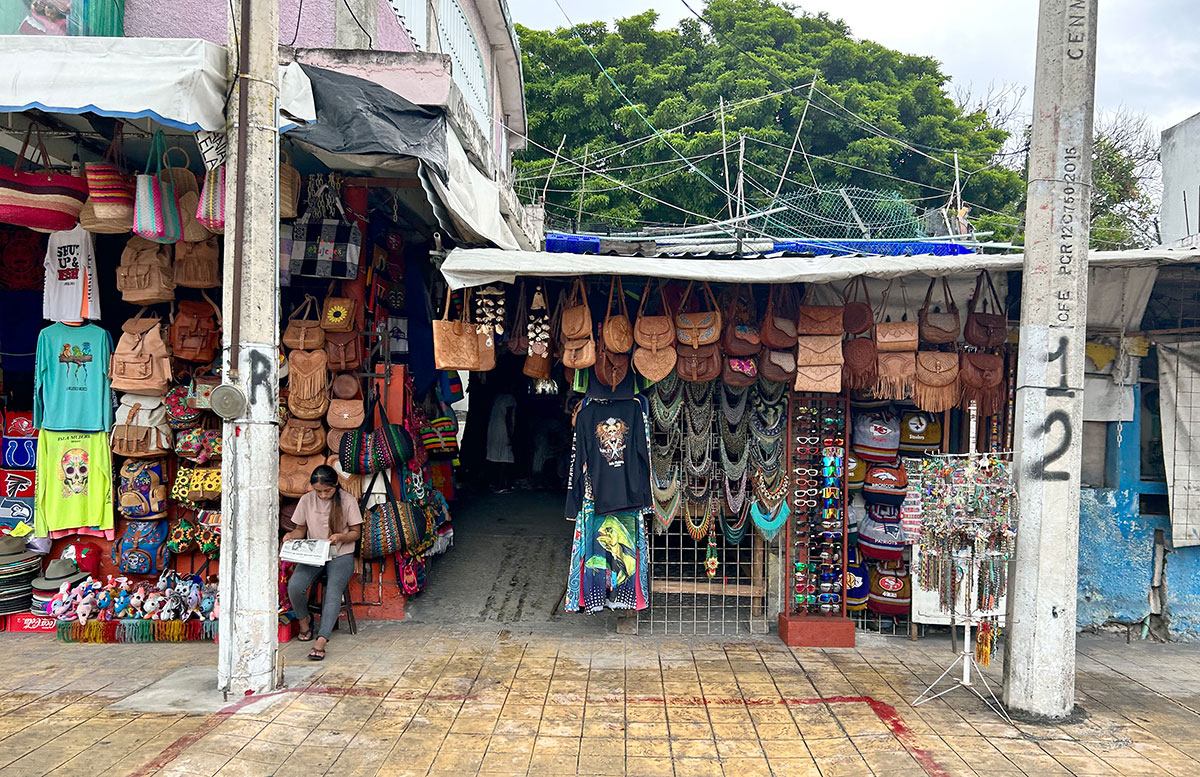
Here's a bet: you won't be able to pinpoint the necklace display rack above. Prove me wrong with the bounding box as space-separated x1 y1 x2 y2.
911 401 1017 723
777 390 855 647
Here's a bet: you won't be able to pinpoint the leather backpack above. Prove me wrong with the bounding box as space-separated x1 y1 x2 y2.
675 282 722 349
110 310 173 395
287 349 329 420
601 275 633 354
842 277 873 335
964 270 1007 348
759 347 796 384
174 237 220 289
795 286 844 336
914 351 960 413
722 284 761 357
278 453 321 498
325 331 362 372
760 285 797 349
919 277 960 344
794 335 844 394
280 418 325 456
283 294 325 350
632 279 676 383
170 292 221 363
117 236 176 305
112 394 172 458
675 341 720 383
959 351 1005 416
117 459 169 519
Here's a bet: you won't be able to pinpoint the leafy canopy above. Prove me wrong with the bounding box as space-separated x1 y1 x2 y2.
515 0 1025 231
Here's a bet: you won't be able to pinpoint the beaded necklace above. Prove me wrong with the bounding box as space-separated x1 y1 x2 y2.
720 384 749 425
650 373 683 430
650 463 681 528
724 468 749 514
684 383 714 478
756 376 787 405
721 498 749 545
719 429 750 480
683 496 714 541
749 496 788 542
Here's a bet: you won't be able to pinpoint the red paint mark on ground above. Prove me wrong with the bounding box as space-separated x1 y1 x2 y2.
132 686 947 776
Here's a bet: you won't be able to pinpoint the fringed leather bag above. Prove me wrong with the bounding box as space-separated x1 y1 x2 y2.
914 350 960 413
959 351 1005 417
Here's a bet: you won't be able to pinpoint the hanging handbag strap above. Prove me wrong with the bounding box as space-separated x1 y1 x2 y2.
875 280 894 321
289 294 320 322
512 281 528 329
12 125 55 176
102 122 128 172
968 270 1004 315
606 275 629 321
843 276 872 308
922 276 957 314
200 290 223 325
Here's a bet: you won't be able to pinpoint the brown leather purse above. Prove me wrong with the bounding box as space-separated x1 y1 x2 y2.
561 278 593 340
722 284 761 356
433 288 480 371
875 351 915 400
562 328 596 371
321 282 357 333
759 347 796 384
842 277 873 335
595 336 630 388
794 335 844 395
760 285 797 349
794 364 842 394
723 355 758 388
283 294 325 351
327 398 365 430
675 342 721 383
914 350 960 413
602 276 633 354
843 336 878 390
632 279 677 383
324 331 362 372
796 287 844 336
874 282 918 352
675 282 722 348
279 454 321 498
919 277 960 345
964 271 1007 348
959 351 1005 416
279 418 325 456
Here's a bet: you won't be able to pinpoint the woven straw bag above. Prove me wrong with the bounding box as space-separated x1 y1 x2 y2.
280 150 301 219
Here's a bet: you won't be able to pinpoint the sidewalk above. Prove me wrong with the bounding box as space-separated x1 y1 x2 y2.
0 624 1196 777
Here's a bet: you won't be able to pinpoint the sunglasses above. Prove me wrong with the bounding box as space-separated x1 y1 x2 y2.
795 436 819 445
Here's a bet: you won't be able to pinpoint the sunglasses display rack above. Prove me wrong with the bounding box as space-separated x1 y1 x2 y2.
778 391 856 647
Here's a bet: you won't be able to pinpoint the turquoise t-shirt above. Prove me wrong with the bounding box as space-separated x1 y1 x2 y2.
34 322 114 432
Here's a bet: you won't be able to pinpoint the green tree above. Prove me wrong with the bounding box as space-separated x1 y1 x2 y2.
515 0 1024 232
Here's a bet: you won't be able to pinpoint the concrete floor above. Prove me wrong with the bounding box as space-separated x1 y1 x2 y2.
406 489 621 633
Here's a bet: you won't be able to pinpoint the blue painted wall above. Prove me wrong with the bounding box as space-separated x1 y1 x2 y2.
1076 384 1200 640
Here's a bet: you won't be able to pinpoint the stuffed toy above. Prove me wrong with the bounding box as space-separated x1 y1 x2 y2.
200 584 218 621
95 589 113 621
142 593 164 619
112 589 133 619
76 591 97 625
127 587 147 618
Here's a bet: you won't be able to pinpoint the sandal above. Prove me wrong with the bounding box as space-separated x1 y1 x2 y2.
296 628 314 642
308 647 326 661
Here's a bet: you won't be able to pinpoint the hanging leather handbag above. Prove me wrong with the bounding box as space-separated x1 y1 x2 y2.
918 276 960 344
759 347 796 384
964 270 1007 348
914 350 961 413
324 331 363 372
279 418 326 456
287 349 330 420
433 287 480 371
331 372 359 400
632 279 677 383
283 294 326 350
594 336 629 388
601 275 633 353
760 285 797 349
795 287 844 335
722 284 761 356
675 342 721 383
169 292 221 363
875 351 916 401
874 283 919 353
843 336 878 391
794 335 844 394
321 282 357 332
475 325 497 372
174 237 220 289
842 277 874 335
959 351 1006 417
508 282 530 356
279 454 321 498
563 331 597 371
675 281 722 348
722 355 758 388
560 278 593 340
327 398 365 430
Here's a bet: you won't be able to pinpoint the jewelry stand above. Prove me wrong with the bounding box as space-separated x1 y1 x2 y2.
911 402 1014 723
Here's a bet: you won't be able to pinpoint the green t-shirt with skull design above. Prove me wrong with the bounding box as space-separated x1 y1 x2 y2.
35 431 113 536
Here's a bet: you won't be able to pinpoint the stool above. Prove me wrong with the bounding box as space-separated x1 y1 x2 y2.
306 572 358 635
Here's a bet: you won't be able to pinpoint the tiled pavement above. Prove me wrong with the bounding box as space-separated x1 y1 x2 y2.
0 624 1198 776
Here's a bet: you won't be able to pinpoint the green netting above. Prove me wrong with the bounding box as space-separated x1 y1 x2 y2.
760 187 925 240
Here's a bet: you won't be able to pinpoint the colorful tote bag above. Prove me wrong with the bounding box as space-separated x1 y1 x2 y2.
133 131 182 244
196 164 225 233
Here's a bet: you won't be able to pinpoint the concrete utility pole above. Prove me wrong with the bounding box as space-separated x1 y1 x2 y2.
1004 0 1098 719
218 0 281 694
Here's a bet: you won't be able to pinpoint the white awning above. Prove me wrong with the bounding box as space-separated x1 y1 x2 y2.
439 245 1200 290
0 36 316 132
420 129 527 251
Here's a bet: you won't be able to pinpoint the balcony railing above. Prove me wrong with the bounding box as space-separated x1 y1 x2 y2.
435 0 490 135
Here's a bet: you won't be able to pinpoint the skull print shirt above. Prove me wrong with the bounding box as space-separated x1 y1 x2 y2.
34 431 113 536
565 399 651 519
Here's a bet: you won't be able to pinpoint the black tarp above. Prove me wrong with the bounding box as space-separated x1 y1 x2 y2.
287 64 448 181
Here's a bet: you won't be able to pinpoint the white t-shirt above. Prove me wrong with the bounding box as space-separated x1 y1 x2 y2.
487 394 517 463
43 226 100 323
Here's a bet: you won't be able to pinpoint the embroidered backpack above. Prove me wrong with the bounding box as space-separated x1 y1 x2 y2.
164 384 201 430
112 519 171 575
117 459 169 519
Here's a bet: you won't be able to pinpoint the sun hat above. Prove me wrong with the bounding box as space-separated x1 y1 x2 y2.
0 535 35 566
31 558 89 591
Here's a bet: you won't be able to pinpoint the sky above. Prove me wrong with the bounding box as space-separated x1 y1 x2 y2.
508 0 1200 136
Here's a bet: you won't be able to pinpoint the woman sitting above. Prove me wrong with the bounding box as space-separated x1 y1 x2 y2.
283 465 362 660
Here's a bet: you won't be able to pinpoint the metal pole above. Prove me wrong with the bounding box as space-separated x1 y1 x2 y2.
218 0 281 695
1003 0 1098 719
719 96 733 218
774 76 818 199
